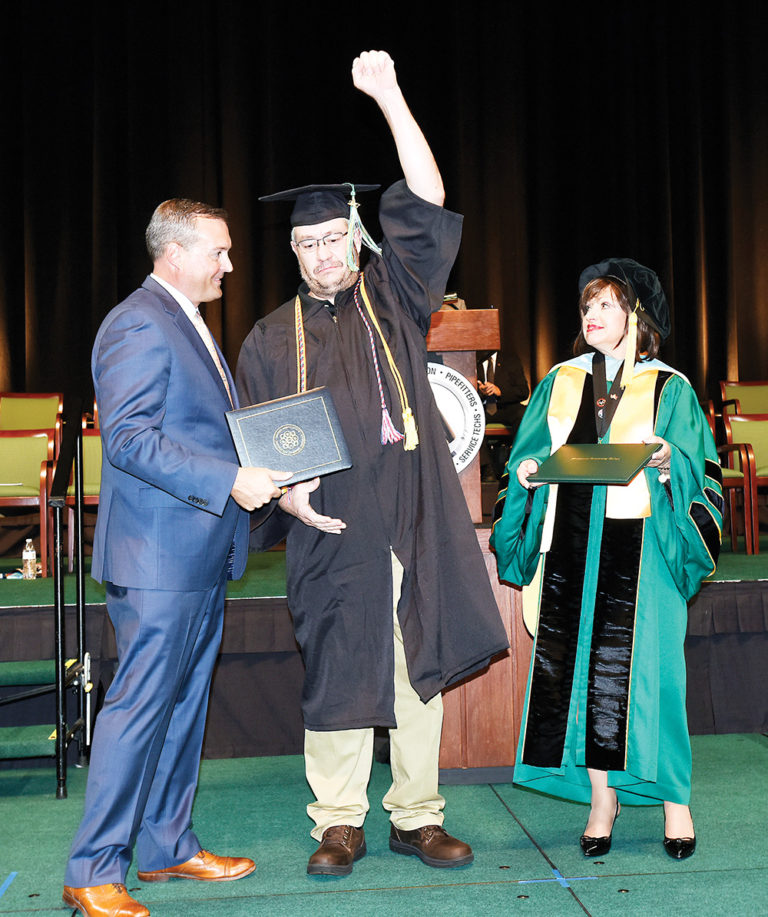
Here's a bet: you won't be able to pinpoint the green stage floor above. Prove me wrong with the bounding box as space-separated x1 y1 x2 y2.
0 734 766 916
1 534 766 609
0 552 288 608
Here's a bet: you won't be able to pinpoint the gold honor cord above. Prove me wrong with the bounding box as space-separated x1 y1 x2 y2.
294 296 308 393
358 275 418 451
291 276 418 451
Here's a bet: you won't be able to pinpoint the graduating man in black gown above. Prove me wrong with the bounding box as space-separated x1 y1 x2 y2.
236 49 508 877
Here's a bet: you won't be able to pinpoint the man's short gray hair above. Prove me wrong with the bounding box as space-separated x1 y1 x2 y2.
146 199 228 261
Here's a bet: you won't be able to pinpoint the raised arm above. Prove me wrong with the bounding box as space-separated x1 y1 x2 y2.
352 50 444 206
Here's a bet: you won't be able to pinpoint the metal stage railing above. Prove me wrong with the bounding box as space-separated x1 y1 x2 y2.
47 396 91 798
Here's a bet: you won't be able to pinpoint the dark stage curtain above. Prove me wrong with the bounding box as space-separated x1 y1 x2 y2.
2 4 767 405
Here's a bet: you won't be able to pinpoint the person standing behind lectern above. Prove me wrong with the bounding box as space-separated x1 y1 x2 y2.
477 349 529 481
63 199 288 917
236 50 508 878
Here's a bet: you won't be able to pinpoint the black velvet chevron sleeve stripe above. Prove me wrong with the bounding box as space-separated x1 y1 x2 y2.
491 469 509 532
694 458 724 567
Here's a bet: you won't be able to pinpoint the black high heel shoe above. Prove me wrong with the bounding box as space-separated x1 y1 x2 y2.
663 836 696 859
580 801 620 857
663 809 696 859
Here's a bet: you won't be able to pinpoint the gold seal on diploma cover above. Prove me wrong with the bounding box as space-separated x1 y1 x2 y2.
274 424 306 456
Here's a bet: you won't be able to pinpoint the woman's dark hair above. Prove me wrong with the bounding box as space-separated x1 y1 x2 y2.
572 277 661 360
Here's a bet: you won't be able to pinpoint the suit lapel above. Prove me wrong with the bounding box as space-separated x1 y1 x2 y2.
142 276 236 407
175 308 235 406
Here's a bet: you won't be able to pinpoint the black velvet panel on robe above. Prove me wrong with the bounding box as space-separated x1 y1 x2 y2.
522 373 596 767
586 516 643 771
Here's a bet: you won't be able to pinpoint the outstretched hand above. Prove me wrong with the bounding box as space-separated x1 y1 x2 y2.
352 50 399 101
280 477 346 535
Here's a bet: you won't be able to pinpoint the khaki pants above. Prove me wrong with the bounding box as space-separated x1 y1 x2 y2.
305 552 445 840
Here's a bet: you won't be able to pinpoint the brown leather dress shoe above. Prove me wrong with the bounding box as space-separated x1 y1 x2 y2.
389 824 474 867
62 883 150 917
307 825 366 876
136 849 255 882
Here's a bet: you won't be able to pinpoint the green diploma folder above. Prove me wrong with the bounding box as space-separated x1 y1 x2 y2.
527 443 659 485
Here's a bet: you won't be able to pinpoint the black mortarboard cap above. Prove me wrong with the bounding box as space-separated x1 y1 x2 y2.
259 182 380 227
578 257 671 341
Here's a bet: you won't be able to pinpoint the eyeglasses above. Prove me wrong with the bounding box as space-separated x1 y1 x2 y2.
294 231 348 253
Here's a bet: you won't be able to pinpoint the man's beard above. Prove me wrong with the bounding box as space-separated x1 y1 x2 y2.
299 259 359 300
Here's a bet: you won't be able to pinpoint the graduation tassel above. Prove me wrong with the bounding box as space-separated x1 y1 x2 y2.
620 303 639 389
345 184 382 270
401 407 419 451
381 407 405 445
354 275 419 451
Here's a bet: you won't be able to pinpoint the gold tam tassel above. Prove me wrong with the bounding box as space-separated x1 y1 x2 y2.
402 407 419 451
620 305 639 389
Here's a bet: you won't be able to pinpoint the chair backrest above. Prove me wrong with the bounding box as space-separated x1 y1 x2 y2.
0 392 64 430
723 414 768 475
0 430 55 495
82 401 99 430
67 430 102 496
701 399 716 439
720 381 768 415
82 430 103 493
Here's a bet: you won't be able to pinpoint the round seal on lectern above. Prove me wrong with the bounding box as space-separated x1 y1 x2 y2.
273 423 306 456
426 362 485 472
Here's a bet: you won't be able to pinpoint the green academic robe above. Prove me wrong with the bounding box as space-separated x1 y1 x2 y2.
490 356 723 805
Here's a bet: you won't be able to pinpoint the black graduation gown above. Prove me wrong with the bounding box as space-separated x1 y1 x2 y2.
236 180 509 731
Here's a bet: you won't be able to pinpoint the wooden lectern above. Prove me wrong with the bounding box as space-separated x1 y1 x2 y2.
426 309 532 778
425 309 500 523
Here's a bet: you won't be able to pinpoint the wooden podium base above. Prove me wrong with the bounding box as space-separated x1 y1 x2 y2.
438 528 532 781
426 310 533 781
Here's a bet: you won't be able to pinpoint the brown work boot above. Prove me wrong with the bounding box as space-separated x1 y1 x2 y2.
307 825 366 876
389 824 474 867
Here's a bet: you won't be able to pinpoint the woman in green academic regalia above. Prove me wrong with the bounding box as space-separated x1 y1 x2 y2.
490 259 722 860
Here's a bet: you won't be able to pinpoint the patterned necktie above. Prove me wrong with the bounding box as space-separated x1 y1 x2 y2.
485 357 497 415
192 310 233 406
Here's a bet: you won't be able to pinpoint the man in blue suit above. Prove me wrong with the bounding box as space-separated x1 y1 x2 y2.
63 199 287 917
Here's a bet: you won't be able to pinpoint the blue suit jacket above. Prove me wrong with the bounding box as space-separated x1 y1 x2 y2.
91 276 249 590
